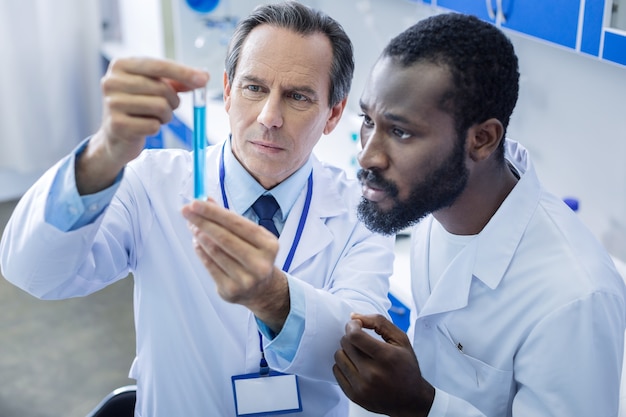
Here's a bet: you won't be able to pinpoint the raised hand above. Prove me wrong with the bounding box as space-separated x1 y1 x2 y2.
333 313 435 417
77 57 209 195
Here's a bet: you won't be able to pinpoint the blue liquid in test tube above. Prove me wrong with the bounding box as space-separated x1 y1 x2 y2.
193 86 207 199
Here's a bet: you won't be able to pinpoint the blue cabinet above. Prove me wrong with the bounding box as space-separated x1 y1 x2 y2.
500 0 580 49
428 0 580 49
602 30 626 66
430 0 493 21
422 0 626 68
581 1 626 67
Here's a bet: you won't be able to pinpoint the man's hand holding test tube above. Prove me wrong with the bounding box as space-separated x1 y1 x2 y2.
74 58 209 196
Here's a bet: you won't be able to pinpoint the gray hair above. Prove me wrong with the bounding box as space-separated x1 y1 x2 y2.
224 1 354 107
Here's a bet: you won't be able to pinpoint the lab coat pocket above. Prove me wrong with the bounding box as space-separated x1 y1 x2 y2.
425 324 514 416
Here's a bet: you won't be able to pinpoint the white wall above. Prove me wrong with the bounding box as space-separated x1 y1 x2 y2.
316 0 626 262
0 1 102 202
506 32 626 262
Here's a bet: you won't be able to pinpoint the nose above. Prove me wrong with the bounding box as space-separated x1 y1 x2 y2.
358 129 388 171
257 93 284 129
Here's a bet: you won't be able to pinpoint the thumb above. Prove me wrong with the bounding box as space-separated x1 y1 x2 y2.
352 313 408 347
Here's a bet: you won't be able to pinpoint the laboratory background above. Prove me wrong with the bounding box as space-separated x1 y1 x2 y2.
0 0 625 416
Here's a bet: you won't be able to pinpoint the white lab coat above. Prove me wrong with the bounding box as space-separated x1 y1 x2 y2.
0 142 394 417
409 140 626 416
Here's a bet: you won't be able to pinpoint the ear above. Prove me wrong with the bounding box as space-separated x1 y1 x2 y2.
223 71 232 113
322 97 348 135
467 118 504 162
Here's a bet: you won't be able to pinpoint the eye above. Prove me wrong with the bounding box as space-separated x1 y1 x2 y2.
391 127 411 140
290 92 309 102
359 113 374 127
240 84 265 100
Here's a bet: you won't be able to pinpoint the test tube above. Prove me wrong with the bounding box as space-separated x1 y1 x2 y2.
193 85 207 200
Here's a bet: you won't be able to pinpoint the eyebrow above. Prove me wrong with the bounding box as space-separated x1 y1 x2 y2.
360 99 412 124
239 74 265 87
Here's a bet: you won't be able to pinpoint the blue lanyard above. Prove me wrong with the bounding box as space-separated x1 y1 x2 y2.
218 143 313 374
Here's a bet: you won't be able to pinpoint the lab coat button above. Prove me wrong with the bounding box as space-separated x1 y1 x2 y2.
88 204 98 212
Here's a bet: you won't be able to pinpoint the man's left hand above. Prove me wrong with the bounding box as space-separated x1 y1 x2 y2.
182 198 289 333
333 313 435 417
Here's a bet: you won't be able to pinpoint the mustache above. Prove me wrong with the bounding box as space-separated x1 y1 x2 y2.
357 169 399 198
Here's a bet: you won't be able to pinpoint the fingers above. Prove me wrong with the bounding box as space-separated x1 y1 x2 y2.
114 57 209 91
104 57 209 113
184 199 279 249
181 200 280 303
340 318 382 361
334 320 371 401
351 313 411 347
334 324 391 409
104 95 172 141
335 318 430 415
99 57 210 153
332 357 357 401
102 70 181 114
334 322 365 372
333 319 383 394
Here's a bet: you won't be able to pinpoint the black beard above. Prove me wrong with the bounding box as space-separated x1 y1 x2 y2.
357 141 469 236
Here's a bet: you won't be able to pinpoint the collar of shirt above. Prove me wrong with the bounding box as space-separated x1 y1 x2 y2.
222 137 312 224
471 139 539 289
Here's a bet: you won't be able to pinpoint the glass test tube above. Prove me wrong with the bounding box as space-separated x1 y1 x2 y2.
193 85 207 200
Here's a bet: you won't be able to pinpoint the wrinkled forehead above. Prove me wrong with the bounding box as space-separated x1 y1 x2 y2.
235 25 333 92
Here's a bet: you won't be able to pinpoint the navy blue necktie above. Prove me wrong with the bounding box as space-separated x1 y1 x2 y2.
252 195 280 237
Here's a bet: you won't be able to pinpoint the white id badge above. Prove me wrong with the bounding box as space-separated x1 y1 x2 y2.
232 370 302 416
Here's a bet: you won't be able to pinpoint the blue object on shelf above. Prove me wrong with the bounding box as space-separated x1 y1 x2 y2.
144 129 164 149
166 114 194 149
603 30 626 67
563 197 579 212
185 0 220 13
388 292 411 332
144 113 194 151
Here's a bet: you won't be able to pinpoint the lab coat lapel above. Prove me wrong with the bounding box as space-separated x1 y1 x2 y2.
411 217 434 313
472 154 540 289
275 159 342 272
416 226 475 318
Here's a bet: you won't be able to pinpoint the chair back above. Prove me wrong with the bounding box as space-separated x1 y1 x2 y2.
85 385 136 417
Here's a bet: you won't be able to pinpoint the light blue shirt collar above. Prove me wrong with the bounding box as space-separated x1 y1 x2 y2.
222 137 312 222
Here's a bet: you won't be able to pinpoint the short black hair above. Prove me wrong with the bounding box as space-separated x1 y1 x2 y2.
225 1 354 108
383 13 519 159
